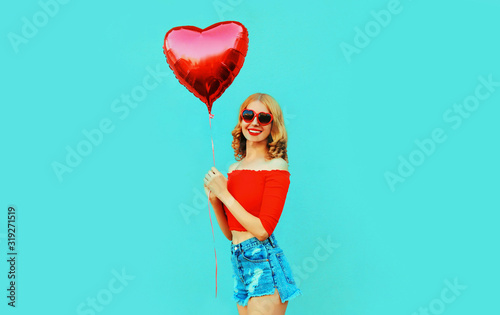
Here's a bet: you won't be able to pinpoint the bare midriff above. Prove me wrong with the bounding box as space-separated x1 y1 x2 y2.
231 230 256 245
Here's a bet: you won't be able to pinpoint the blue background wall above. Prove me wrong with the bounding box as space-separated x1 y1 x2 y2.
1 0 499 314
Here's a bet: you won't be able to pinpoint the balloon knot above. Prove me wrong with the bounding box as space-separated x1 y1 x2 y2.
209 113 214 119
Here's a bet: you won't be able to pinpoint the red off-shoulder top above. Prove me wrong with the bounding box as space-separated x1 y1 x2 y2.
222 169 290 236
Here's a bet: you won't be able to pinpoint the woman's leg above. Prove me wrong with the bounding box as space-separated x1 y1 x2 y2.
247 289 288 315
237 303 248 315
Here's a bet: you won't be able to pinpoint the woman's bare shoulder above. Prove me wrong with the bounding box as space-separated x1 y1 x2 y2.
267 157 288 170
228 161 241 173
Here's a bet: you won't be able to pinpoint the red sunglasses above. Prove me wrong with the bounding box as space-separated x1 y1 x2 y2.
241 109 274 126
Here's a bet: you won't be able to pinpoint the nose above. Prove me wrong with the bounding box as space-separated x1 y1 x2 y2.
250 116 260 125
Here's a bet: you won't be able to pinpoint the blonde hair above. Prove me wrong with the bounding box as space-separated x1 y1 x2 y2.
231 93 288 163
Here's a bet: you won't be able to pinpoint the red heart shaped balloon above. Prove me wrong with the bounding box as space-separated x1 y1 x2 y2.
163 21 249 114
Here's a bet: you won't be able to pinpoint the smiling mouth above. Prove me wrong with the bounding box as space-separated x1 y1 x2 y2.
248 129 262 135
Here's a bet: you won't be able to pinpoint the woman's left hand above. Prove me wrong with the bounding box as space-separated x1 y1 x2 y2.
203 167 228 199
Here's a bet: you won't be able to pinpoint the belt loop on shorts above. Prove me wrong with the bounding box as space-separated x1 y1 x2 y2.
267 234 276 248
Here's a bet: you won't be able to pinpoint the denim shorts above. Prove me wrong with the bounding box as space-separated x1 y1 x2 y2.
230 233 302 306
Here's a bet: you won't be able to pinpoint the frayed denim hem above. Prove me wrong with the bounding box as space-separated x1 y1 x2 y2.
232 295 247 307
233 288 279 307
281 288 302 303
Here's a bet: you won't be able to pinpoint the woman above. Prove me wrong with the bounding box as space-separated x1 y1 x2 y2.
203 93 302 314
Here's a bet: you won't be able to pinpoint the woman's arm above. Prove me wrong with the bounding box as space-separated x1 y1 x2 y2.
218 192 269 241
208 193 233 241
